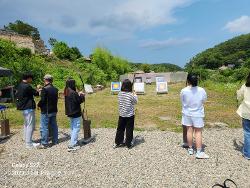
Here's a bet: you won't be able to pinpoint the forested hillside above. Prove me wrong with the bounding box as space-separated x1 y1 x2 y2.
186 33 250 69
130 63 182 73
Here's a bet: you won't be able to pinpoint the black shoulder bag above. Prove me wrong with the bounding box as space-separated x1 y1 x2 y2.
78 74 92 140
82 101 91 139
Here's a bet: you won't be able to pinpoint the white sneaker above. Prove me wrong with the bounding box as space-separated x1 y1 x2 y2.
196 152 209 159
188 148 194 155
32 143 40 147
26 143 40 149
67 145 80 152
113 144 119 149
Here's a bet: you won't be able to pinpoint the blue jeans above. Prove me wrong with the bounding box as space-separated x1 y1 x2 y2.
242 118 250 159
23 109 35 147
40 113 58 145
69 117 81 146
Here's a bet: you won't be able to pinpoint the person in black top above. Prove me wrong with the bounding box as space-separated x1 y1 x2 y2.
37 74 59 148
64 78 85 151
16 73 40 149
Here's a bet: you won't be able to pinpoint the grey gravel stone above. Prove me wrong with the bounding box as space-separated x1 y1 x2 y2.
0 128 249 188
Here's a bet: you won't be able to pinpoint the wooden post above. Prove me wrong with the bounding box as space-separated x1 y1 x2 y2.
83 121 91 139
1 119 10 136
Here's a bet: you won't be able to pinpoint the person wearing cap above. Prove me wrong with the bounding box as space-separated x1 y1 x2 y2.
37 74 59 148
16 73 40 149
180 73 209 159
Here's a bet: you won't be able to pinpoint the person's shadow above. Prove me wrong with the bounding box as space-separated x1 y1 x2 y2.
33 131 71 145
58 131 71 143
78 134 97 147
133 135 145 147
0 133 15 144
233 139 243 152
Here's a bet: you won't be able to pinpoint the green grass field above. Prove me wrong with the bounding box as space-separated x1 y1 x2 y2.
3 82 242 132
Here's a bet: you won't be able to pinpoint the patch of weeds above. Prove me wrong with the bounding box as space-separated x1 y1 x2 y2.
170 126 183 133
101 120 117 128
134 127 145 132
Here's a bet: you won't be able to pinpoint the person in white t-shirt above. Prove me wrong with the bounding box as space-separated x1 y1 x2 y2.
180 74 209 159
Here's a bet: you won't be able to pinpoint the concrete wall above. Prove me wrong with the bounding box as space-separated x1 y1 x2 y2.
120 72 188 83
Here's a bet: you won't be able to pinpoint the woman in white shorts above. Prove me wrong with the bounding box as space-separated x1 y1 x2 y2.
180 73 209 159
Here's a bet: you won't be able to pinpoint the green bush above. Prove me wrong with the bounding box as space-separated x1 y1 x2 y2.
52 42 72 60
17 48 32 57
201 80 240 94
209 73 231 83
0 39 131 89
242 58 250 68
232 68 249 82
0 39 47 87
186 68 211 81
91 47 131 82
219 69 234 77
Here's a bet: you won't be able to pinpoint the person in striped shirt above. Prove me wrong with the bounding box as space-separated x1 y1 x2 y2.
114 79 138 149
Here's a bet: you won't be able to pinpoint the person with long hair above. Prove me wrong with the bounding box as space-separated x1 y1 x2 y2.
237 73 250 160
64 78 85 152
114 79 138 149
180 73 209 159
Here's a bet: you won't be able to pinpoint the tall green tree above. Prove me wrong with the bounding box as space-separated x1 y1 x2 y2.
52 41 82 61
70 47 82 60
52 42 71 60
48 38 58 47
91 47 131 81
4 20 40 40
141 64 151 73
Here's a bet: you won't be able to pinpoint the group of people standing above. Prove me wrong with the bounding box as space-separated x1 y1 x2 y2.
16 73 85 151
15 72 250 159
113 74 209 159
113 73 250 160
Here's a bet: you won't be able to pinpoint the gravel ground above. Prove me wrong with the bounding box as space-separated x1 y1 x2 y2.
0 128 249 188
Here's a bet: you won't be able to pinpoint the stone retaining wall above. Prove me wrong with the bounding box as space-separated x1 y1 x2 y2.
0 29 47 54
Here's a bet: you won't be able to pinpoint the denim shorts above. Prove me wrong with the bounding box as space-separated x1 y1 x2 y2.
182 115 204 128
